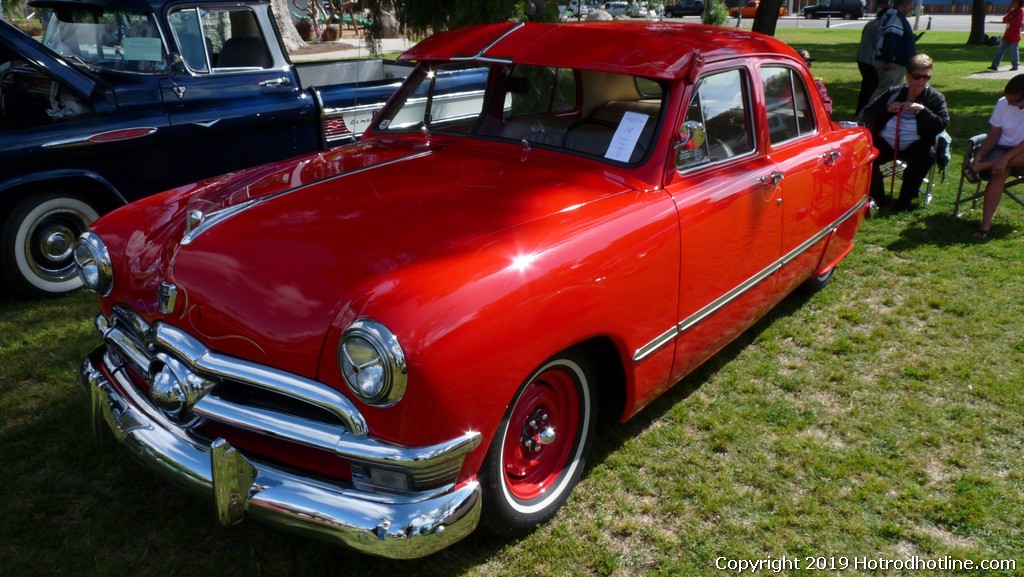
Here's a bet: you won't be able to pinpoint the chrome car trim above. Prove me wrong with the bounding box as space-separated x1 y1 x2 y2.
633 195 868 362
451 21 523 63
81 355 481 559
42 127 158 148
180 150 435 246
100 308 368 436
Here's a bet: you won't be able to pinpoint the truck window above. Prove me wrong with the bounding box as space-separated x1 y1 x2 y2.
41 8 166 73
170 7 271 73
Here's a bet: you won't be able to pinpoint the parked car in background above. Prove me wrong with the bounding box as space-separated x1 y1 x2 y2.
602 1 629 15
802 0 864 18
729 0 787 17
76 20 876 559
627 2 649 17
0 0 420 297
664 0 704 16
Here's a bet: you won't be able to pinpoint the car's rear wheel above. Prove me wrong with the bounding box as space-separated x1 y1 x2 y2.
800 266 835 294
480 349 597 535
1 192 100 297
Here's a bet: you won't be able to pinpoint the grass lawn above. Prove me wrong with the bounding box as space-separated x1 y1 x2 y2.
1 29 1022 577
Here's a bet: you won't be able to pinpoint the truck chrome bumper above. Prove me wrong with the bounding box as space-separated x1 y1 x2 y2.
80 352 481 559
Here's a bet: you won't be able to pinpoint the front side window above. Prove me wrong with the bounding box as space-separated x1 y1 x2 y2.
169 7 271 73
42 9 166 73
676 68 753 171
761 66 816 144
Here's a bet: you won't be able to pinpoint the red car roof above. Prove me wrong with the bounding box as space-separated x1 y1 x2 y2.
399 21 797 81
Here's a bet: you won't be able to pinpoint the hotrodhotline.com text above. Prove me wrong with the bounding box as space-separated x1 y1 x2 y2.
715 555 1018 573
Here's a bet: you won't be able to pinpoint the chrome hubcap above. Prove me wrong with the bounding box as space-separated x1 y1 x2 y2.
520 409 555 455
40 228 74 264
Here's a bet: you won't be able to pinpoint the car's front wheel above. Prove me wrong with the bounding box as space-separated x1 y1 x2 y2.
480 349 597 535
1 192 100 297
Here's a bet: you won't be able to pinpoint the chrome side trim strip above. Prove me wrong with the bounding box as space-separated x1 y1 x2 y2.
43 127 158 148
633 196 867 362
181 149 435 245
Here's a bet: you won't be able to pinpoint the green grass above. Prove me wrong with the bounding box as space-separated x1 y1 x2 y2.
2 29 1023 577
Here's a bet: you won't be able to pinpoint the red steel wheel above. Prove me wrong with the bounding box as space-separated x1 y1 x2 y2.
481 349 596 534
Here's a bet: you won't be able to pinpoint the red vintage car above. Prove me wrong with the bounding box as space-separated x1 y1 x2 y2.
75 21 876 558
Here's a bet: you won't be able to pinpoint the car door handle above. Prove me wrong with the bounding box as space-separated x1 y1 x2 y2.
821 149 841 165
758 171 784 186
259 77 292 87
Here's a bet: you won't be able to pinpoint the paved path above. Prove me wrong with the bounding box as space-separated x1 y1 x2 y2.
289 37 417 61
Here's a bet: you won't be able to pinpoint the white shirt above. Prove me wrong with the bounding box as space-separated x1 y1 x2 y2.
989 96 1024 146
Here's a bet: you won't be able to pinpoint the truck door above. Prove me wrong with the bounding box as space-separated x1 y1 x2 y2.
665 66 783 383
159 5 319 185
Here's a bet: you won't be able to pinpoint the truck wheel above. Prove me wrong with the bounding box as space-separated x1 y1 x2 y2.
480 350 597 535
1 193 100 297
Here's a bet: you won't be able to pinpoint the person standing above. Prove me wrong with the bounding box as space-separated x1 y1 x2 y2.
869 0 917 106
864 54 949 211
989 0 1024 72
856 3 889 117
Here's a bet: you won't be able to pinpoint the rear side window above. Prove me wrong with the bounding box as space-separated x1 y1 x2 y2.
761 66 817 145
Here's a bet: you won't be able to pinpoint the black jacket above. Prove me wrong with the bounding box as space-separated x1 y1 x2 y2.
863 84 949 146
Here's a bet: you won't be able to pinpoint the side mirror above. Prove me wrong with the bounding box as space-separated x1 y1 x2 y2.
676 120 706 151
674 120 708 170
167 52 187 73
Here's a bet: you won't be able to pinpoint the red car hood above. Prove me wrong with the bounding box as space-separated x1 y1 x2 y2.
111 138 645 378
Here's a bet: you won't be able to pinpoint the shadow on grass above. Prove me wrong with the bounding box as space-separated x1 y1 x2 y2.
883 210 1014 250
586 283 818 477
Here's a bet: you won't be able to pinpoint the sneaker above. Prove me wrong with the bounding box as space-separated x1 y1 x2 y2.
988 65 999 71
1013 67 1020 71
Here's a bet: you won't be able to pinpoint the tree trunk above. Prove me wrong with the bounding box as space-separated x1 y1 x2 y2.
751 0 782 36
271 0 307 52
967 0 988 44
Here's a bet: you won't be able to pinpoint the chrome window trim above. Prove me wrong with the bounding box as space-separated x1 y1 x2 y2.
633 195 868 362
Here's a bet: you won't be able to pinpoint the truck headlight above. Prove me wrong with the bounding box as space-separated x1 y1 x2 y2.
338 318 407 406
74 232 112 296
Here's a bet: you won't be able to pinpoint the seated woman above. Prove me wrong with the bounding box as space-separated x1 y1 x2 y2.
863 53 950 211
965 74 1024 238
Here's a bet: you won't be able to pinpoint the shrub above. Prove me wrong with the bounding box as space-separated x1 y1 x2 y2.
295 19 315 41
703 0 729 25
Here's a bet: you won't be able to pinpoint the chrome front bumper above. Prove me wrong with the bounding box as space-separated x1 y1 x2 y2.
80 349 481 559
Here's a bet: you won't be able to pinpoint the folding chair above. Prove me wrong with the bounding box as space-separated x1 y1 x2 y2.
878 131 951 206
953 133 1024 217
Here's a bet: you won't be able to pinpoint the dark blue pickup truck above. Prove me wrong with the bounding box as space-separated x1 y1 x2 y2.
0 0 432 296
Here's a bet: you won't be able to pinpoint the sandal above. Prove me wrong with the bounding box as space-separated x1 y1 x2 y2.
972 228 990 239
963 165 980 184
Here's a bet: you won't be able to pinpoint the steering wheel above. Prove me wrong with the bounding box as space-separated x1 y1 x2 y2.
562 118 617 147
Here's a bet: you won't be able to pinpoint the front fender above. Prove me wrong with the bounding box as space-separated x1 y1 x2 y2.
317 187 682 481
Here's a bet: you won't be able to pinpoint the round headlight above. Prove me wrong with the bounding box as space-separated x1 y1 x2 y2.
338 318 407 406
74 232 112 296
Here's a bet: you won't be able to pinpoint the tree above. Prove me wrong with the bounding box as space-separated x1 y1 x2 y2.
362 0 553 41
272 0 307 50
967 0 988 45
750 0 784 36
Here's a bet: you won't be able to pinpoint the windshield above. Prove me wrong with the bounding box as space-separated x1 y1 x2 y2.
373 62 665 165
41 9 167 73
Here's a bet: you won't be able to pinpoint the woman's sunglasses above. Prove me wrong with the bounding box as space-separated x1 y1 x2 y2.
909 73 932 80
